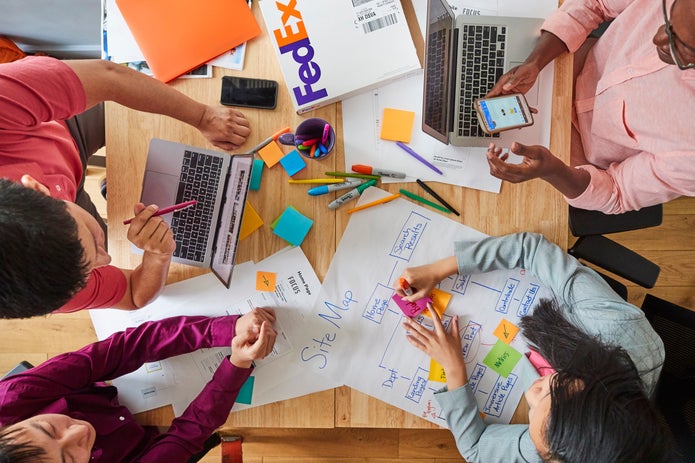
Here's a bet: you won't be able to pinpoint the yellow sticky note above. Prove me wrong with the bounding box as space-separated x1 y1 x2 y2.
239 201 263 240
257 141 284 168
380 108 415 142
256 271 277 292
493 318 520 344
423 288 452 318
429 358 447 382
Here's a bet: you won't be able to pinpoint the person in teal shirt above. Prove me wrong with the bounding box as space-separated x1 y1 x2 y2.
397 232 672 463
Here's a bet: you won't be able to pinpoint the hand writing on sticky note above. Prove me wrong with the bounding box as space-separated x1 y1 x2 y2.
396 258 457 302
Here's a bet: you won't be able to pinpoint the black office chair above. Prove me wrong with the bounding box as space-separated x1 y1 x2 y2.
567 205 663 288
642 294 695 462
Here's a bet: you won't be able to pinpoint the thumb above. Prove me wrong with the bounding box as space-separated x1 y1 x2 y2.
132 202 147 215
510 142 539 159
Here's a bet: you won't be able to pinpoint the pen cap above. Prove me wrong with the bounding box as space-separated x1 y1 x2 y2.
356 179 377 193
277 118 335 160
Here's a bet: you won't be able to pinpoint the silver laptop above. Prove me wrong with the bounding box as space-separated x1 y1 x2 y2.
422 0 543 146
140 138 252 287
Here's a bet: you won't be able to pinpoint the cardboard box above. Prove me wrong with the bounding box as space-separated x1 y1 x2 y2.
259 0 421 114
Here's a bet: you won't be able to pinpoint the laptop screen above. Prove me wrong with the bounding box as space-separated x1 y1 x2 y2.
422 0 455 144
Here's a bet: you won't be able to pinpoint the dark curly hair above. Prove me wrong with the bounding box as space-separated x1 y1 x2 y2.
0 179 89 318
521 299 673 463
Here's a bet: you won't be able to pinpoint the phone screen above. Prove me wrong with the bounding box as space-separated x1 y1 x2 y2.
478 95 530 131
221 76 278 110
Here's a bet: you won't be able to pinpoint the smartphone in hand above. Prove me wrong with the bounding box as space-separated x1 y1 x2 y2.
221 76 278 110
474 93 534 134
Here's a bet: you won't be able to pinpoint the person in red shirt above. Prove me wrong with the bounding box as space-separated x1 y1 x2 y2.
0 56 250 318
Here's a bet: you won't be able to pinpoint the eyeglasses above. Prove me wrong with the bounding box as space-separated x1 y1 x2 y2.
662 0 695 70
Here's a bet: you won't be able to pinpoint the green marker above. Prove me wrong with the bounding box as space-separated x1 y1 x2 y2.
399 189 451 214
325 171 380 180
328 179 377 210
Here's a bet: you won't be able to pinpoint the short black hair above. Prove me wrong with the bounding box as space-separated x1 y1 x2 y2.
0 179 89 318
0 427 47 463
521 299 674 463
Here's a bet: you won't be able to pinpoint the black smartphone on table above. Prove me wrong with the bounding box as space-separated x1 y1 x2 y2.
220 76 278 110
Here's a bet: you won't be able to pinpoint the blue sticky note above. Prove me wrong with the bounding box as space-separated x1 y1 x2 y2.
279 150 306 177
236 375 254 405
249 159 264 191
272 206 313 246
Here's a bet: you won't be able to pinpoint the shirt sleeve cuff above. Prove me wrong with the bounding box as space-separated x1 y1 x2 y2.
541 10 591 53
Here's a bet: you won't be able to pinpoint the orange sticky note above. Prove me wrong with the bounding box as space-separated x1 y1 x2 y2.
239 201 263 240
380 108 415 143
256 271 277 292
423 288 452 318
257 141 284 168
428 358 447 382
493 318 520 344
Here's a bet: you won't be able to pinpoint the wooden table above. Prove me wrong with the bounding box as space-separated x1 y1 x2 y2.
105 1 572 429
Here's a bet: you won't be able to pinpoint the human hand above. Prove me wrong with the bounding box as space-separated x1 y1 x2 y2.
486 141 563 184
230 320 277 368
235 307 276 338
197 105 251 151
403 307 467 389
485 62 540 98
126 203 176 256
396 261 448 302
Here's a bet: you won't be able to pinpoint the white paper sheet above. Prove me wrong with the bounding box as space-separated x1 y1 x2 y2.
89 247 338 415
293 187 553 426
342 0 558 193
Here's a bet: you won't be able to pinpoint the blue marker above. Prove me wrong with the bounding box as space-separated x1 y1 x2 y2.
328 179 377 209
308 179 363 196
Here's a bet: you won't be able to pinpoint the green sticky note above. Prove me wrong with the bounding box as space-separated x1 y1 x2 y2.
482 340 522 378
236 375 255 405
249 159 264 191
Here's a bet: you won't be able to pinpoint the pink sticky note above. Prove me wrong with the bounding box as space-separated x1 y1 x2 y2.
391 293 433 317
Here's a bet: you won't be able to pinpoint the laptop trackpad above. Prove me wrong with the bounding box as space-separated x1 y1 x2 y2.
140 170 179 224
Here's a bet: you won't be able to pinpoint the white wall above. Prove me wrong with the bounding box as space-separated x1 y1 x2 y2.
0 0 101 58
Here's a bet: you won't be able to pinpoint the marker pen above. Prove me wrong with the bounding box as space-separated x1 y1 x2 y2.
308 179 363 196
399 278 414 296
352 164 406 179
328 179 377 210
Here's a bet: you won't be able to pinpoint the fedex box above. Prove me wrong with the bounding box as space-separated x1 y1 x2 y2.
259 0 421 114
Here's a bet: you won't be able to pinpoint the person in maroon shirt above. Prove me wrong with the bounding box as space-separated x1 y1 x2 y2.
0 308 277 463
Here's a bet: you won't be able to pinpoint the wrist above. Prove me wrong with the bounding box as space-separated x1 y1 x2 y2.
229 354 253 369
434 256 458 281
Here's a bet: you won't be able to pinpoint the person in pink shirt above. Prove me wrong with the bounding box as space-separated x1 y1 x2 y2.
0 308 277 463
0 56 250 318
484 0 695 214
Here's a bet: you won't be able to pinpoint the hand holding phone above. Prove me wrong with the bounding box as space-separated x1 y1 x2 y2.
221 76 278 110
474 93 534 134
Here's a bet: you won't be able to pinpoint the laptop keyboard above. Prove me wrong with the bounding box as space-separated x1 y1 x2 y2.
170 150 223 262
424 28 449 135
458 24 506 138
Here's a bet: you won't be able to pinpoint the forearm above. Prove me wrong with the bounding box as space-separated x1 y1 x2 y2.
138 360 252 462
65 59 207 129
525 30 569 71
128 252 173 308
541 160 591 199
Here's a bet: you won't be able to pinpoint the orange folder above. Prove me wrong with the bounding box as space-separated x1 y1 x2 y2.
116 0 261 82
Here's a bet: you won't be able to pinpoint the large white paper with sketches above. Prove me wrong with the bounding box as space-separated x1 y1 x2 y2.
293 187 552 426
89 247 338 415
342 0 558 193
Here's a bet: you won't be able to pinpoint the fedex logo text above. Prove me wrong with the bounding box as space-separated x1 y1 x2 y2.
273 0 328 105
